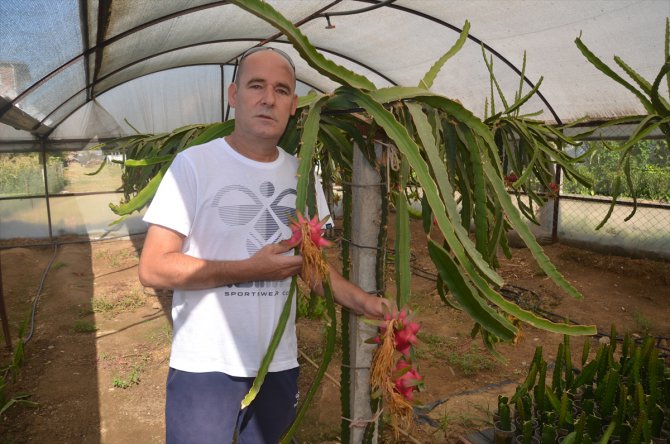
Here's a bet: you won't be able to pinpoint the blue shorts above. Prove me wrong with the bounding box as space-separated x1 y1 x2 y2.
165 367 299 444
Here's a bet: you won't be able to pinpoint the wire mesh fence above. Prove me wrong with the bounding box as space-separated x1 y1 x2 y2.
556 195 670 260
556 124 670 260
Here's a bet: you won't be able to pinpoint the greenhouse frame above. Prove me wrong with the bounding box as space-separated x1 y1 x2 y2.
1 1 668 240
1 1 670 443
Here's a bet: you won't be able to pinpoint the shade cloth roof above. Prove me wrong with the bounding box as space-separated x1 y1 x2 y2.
1 0 669 140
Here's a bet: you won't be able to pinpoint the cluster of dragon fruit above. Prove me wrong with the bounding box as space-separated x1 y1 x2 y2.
373 309 423 402
289 212 424 423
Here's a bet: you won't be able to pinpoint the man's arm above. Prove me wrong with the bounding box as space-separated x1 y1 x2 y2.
138 224 303 290
311 264 390 319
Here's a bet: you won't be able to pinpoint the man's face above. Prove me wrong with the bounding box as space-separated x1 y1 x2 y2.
228 51 298 143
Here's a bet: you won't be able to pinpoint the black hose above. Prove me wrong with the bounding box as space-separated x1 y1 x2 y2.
3 232 147 346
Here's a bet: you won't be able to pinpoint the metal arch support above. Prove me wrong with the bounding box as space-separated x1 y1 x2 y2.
318 0 396 18
351 0 564 125
40 37 398 134
4 1 561 132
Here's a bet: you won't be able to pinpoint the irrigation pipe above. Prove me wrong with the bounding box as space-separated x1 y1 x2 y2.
22 243 59 345
331 228 670 352
10 232 666 441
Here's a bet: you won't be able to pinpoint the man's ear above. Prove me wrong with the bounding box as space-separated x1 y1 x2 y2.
228 82 238 108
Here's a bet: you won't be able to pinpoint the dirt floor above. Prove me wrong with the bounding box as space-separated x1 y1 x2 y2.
1 217 669 443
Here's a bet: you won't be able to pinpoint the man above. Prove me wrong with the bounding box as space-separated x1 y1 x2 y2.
139 47 387 443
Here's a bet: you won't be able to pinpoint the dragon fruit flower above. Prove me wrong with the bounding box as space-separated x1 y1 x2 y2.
288 213 332 248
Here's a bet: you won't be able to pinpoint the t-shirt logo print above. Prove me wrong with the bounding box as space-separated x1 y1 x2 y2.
212 181 296 255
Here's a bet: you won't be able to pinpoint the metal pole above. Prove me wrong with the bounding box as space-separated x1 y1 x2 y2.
348 142 381 443
0 246 12 351
552 165 562 243
40 137 53 241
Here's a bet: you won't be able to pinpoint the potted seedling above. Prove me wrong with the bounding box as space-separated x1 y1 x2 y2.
514 392 535 436
540 423 557 444
515 419 539 444
495 395 516 444
498 328 669 444
651 403 668 443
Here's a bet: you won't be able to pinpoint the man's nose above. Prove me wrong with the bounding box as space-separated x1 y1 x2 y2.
261 88 276 106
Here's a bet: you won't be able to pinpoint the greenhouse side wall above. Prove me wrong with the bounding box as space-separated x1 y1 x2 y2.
0 149 148 241
0 198 147 241
557 195 670 261
476 192 670 262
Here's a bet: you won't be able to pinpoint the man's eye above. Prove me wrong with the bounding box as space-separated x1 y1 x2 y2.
277 88 290 95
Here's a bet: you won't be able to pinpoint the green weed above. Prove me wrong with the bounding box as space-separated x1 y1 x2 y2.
95 248 136 268
632 310 653 334
455 412 480 429
419 332 451 347
474 402 495 424
116 288 144 310
51 261 67 271
417 332 496 375
73 319 97 333
91 298 115 312
434 410 452 437
417 332 454 362
92 288 145 314
112 354 149 389
0 319 38 417
113 365 142 389
446 345 496 376
148 325 172 345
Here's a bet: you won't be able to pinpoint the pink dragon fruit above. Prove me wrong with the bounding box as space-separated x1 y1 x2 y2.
372 309 420 356
393 358 423 401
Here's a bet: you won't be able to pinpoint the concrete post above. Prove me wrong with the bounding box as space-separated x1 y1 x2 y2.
348 142 382 443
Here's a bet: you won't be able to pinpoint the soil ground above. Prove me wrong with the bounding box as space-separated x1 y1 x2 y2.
0 217 669 443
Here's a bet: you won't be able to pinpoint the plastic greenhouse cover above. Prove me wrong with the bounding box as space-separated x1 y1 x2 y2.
0 0 669 143
54 66 222 139
50 65 319 141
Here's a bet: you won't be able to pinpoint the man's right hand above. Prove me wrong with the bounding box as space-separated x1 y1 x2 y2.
246 241 303 282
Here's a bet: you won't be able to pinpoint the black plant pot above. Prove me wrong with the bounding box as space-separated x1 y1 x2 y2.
494 421 517 444
514 417 538 437
513 435 540 444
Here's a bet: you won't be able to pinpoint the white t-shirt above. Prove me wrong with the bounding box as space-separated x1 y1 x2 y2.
143 138 329 377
